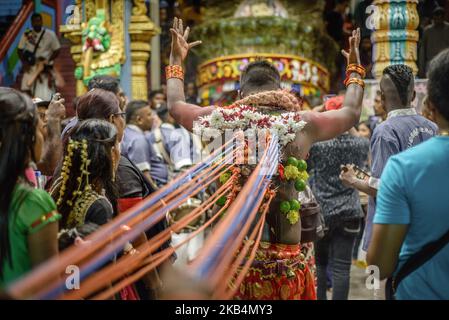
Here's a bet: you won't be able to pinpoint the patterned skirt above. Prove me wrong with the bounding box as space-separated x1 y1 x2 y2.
233 241 316 300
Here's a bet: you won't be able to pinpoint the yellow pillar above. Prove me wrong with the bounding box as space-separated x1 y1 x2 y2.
371 0 420 78
129 0 160 100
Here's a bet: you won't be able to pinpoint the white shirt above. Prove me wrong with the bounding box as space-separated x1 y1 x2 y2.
18 28 60 62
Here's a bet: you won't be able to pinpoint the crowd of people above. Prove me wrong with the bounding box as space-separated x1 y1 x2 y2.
0 11 449 301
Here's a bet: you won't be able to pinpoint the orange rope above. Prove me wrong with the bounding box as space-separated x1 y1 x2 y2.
89 194 232 300
9 142 238 299
60 175 236 299
214 189 274 298
221 191 274 299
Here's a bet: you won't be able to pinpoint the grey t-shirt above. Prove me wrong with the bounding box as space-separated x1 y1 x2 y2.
363 111 438 250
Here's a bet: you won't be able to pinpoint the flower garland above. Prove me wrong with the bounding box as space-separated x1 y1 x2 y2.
193 104 307 147
199 98 309 226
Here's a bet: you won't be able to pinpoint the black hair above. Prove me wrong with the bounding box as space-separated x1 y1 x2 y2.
383 64 414 106
156 104 170 122
77 89 120 120
427 48 449 121
0 88 38 277
87 75 121 95
58 222 99 251
357 120 372 132
31 13 42 20
53 119 119 228
149 89 164 101
240 60 281 96
125 100 150 123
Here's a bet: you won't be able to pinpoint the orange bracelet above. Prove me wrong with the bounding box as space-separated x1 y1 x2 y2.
346 64 366 79
344 77 365 89
165 65 184 81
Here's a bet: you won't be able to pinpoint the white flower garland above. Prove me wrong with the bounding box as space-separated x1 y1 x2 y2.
193 105 307 146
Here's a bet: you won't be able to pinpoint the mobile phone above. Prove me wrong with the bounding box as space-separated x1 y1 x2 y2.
51 93 62 101
353 165 370 180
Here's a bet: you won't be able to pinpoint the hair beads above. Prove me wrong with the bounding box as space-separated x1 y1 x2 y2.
57 139 91 207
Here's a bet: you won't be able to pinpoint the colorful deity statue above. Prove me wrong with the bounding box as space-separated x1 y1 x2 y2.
82 12 111 52
74 9 121 86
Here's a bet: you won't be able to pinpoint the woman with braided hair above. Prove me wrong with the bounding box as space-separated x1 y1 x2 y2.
50 119 120 230
0 87 60 289
51 119 143 300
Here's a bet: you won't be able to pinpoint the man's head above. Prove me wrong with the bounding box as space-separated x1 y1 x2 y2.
186 82 196 97
31 13 43 33
426 48 449 126
87 75 126 111
432 7 446 26
239 60 281 98
32 98 50 138
373 90 386 117
156 104 175 125
149 90 166 109
125 100 154 131
380 64 415 112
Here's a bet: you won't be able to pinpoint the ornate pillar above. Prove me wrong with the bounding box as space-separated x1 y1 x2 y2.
60 0 85 96
129 0 160 100
372 0 420 78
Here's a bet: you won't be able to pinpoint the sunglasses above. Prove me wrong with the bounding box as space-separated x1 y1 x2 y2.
114 112 126 118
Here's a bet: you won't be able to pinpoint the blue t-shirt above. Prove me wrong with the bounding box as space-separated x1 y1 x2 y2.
364 112 437 250
374 136 449 299
121 125 152 172
145 124 192 186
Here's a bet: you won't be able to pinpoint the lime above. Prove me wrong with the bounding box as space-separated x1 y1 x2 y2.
294 179 307 192
280 201 291 213
297 159 308 171
286 156 298 167
216 196 227 206
289 199 301 211
219 172 231 184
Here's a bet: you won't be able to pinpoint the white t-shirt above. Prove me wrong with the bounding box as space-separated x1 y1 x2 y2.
18 28 60 62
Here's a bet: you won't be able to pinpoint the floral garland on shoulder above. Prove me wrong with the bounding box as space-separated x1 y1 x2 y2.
195 90 310 225
193 90 307 146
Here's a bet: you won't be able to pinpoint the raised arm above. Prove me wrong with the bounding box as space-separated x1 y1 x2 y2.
303 29 364 143
167 18 214 132
36 94 65 176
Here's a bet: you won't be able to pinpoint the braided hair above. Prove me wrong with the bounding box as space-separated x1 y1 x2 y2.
383 64 414 107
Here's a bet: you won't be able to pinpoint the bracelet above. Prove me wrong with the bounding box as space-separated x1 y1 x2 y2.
346 64 366 79
166 65 184 81
344 77 365 89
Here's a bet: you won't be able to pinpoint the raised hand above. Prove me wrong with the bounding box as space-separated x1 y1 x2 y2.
341 28 361 66
169 17 202 65
47 93 66 120
339 164 358 188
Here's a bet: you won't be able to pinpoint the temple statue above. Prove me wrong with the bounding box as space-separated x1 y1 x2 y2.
60 0 159 99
